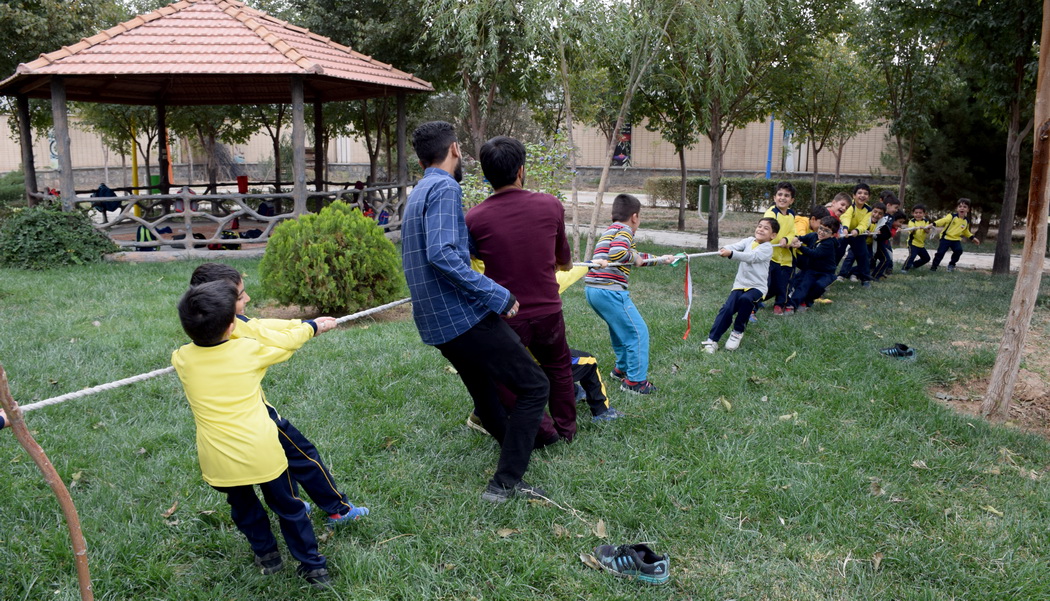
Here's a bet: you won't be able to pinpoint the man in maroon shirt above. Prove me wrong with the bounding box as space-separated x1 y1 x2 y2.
466 136 577 442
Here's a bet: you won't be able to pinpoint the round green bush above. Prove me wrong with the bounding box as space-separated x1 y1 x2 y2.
0 207 119 270
259 201 405 314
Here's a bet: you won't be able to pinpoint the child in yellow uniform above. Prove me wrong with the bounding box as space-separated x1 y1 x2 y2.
761 182 797 315
930 198 981 272
901 204 934 272
172 281 331 588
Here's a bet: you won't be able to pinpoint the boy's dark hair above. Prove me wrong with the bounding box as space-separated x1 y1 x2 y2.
819 215 841 231
882 193 900 207
810 205 830 219
190 262 241 287
912 203 927 213
892 211 908 223
412 121 457 167
775 181 796 198
759 217 781 234
611 194 642 222
852 182 871 195
479 136 526 190
872 202 887 213
178 281 238 346
957 198 972 208
832 192 851 204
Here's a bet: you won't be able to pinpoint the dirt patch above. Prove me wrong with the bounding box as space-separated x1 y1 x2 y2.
254 300 412 326
931 314 1050 440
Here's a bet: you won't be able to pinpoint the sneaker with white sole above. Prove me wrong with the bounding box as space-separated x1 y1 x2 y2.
594 543 670 585
701 339 718 354
725 331 744 351
466 412 491 436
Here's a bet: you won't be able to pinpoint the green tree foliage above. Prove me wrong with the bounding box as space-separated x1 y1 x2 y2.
0 207 118 269
460 133 572 209
259 201 404 314
778 38 877 206
75 103 160 185
168 105 255 192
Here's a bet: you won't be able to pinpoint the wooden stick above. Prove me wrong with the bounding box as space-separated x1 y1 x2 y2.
0 364 94 601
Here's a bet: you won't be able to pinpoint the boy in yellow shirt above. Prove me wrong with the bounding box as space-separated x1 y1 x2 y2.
901 203 934 272
172 281 331 588
761 182 797 315
930 198 981 272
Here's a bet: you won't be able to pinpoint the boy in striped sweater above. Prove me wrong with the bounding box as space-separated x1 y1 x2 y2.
585 194 673 394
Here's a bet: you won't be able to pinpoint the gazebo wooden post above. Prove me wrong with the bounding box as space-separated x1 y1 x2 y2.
291 75 307 215
16 94 39 205
397 92 407 207
49 76 76 211
313 100 325 206
156 104 170 193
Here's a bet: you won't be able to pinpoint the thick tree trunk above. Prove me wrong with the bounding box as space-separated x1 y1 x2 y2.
557 24 582 261
993 67 1032 275
983 0 1050 420
678 147 687 231
706 100 723 251
811 147 820 208
16 95 39 205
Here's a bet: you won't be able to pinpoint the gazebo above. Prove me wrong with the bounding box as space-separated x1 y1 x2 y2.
0 0 433 249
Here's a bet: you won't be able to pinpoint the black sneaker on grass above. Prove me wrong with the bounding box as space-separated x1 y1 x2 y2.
594 543 670 585
621 379 656 394
298 566 332 589
481 480 549 503
879 343 916 360
254 551 284 575
610 367 626 382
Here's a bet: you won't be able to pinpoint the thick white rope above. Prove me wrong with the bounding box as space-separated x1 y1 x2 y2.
20 297 413 413
574 251 719 268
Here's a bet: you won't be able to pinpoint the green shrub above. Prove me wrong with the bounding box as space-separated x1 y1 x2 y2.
645 176 906 213
0 206 119 269
259 201 404 314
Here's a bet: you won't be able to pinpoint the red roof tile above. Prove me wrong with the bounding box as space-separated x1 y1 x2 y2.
0 0 432 105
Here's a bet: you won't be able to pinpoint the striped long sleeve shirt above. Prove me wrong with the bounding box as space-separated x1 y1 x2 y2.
584 222 652 291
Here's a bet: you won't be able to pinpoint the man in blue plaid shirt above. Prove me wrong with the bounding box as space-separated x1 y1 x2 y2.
401 121 551 504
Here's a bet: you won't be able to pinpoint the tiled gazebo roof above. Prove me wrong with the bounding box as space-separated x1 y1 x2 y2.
0 0 432 105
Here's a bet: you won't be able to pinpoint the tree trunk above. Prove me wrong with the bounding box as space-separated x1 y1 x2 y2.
556 22 582 261
811 145 820 208
706 99 724 251
678 146 687 231
832 140 845 183
983 0 1050 420
272 134 283 193
894 134 912 206
0 364 94 601
993 63 1032 275
16 94 39 205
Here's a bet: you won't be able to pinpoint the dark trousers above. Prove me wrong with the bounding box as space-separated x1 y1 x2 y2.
709 288 763 342
267 405 351 517
437 312 548 489
789 271 836 308
903 244 930 270
212 471 326 571
764 263 793 307
931 239 963 270
837 236 871 281
507 311 577 441
571 350 609 417
871 241 893 279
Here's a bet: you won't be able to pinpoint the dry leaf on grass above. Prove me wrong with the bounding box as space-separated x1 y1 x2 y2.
778 412 798 421
593 519 607 539
872 552 884 571
869 479 884 497
911 460 929 470
580 553 603 571
719 397 733 412
553 524 571 539
982 505 1004 517
444 365 458 374
760 395 769 403
785 351 797 363
161 501 179 518
496 528 520 538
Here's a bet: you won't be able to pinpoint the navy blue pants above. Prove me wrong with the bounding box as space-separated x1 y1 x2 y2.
213 471 326 571
871 241 893 279
709 289 763 342
764 263 793 307
903 244 930 270
437 312 548 490
267 405 351 517
571 350 609 417
789 271 836 308
931 239 963 270
837 236 871 281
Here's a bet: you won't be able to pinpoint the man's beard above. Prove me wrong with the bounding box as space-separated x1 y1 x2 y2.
453 162 463 182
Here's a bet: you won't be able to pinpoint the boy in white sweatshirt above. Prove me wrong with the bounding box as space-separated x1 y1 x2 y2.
701 218 777 352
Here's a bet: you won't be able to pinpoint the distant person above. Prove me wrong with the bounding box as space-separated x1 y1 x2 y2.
401 121 550 504
930 198 981 272
836 183 874 287
901 204 934 273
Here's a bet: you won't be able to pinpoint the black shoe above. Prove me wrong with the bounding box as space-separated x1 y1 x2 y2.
298 566 332 589
610 367 626 382
254 551 284 575
879 343 916 360
481 480 549 503
594 543 670 585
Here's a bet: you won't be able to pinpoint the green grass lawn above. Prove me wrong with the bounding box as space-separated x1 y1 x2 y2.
1 256 1049 600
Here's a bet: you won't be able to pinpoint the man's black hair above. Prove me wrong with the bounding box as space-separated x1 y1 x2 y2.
775 181 797 198
177 281 237 346
611 194 642 222
852 182 871 195
412 121 457 167
479 136 526 190
190 262 241 287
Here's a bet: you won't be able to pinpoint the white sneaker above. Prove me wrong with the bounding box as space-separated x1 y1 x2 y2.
849 275 859 282
725 331 744 351
701 339 718 354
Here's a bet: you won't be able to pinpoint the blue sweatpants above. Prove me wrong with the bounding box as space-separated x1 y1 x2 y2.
586 287 650 383
267 405 352 517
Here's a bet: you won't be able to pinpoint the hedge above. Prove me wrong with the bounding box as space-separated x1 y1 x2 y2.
645 176 906 213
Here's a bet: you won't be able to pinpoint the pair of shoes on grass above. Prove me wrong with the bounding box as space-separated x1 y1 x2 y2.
593 543 670 586
702 331 744 353
253 553 331 589
481 480 549 503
